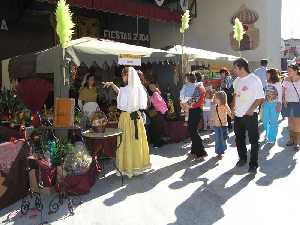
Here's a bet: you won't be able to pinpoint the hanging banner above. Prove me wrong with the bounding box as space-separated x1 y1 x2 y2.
118 54 142 66
154 0 165 7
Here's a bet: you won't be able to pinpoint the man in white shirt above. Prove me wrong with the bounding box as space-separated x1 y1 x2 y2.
254 59 268 89
232 58 265 173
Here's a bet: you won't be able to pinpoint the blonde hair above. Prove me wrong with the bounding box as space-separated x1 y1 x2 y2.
215 91 227 105
206 89 215 99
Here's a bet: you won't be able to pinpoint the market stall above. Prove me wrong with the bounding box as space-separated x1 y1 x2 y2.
0 37 183 211
167 45 238 89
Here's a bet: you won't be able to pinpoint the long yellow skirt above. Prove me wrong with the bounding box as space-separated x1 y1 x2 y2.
117 112 151 178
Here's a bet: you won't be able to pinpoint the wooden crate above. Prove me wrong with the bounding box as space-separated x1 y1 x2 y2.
54 98 75 128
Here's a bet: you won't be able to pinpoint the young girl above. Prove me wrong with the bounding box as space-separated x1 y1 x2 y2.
149 83 168 115
262 85 279 144
203 89 214 130
210 91 233 160
262 69 282 145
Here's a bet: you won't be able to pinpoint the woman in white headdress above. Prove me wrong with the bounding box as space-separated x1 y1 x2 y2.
103 67 151 177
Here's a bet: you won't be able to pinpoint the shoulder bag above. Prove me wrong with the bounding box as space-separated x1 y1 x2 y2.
216 105 228 140
291 81 300 102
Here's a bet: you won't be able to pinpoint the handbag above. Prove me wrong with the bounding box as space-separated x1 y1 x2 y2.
216 105 228 140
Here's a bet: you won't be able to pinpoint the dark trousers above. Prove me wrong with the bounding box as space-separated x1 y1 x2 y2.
224 88 233 129
234 113 260 168
188 108 207 157
227 116 232 129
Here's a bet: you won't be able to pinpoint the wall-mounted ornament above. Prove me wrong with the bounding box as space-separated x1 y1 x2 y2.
0 19 8 31
154 0 165 7
77 16 99 38
230 4 260 51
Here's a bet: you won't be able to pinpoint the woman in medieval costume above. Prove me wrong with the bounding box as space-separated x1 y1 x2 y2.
103 67 151 177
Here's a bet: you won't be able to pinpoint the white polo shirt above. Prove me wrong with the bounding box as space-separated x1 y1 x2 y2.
233 73 265 117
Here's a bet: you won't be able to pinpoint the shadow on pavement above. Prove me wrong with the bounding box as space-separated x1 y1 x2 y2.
150 142 189 158
256 143 297 186
103 158 214 207
168 168 255 225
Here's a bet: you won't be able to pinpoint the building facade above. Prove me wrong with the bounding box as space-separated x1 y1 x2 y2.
0 0 281 69
150 0 282 69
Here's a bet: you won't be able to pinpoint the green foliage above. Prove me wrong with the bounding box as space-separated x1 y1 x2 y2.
180 10 190 34
55 0 75 48
233 18 245 47
0 89 25 121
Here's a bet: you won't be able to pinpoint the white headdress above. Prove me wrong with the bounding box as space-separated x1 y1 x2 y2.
126 67 148 112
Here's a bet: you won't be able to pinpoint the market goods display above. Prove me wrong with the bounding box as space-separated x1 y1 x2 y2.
64 142 92 176
54 98 75 128
91 110 108 133
107 105 120 123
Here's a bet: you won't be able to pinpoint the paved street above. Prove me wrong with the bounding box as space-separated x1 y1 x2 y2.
1 118 300 225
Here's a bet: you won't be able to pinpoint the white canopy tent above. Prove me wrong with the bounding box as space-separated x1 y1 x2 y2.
167 45 238 72
4 37 177 96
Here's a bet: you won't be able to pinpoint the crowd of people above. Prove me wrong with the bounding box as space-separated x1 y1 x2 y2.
81 57 300 178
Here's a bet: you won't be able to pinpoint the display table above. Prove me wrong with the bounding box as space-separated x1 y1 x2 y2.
82 128 124 185
0 125 23 142
0 140 30 209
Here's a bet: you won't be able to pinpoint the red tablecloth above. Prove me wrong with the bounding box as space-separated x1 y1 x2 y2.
0 140 29 209
56 162 98 195
164 121 188 143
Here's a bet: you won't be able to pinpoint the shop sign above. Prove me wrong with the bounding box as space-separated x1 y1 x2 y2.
1 19 8 31
100 13 150 47
118 54 142 66
103 30 150 43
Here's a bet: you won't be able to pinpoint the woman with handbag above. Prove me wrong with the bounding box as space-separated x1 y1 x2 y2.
282 64 300 151
103 67 151 177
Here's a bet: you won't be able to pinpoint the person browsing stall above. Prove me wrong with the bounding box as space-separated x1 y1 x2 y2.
183 73 208 160
79 73 100 118
147 83 168 148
